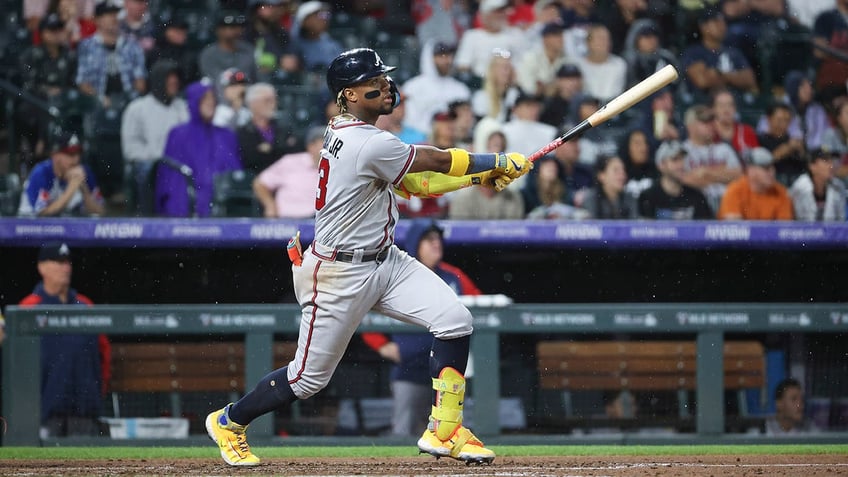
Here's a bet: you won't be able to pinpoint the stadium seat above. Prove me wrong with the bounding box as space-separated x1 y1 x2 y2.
377 35 420 80
156 1 218 50
126 156 197 217
124 160 162 216
276 85 325 130
0 172 21 216
757 24 813 95
0 28 28 80
49 89 96 135
211 170 261 217
329 12 378 43
84 95 131 199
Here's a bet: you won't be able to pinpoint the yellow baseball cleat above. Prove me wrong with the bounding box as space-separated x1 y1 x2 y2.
205 404 261 466
417 425 495 465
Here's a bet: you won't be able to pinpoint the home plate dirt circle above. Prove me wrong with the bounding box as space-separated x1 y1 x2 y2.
3 454 847 476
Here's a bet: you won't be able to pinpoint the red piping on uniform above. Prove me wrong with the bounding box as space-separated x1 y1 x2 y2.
290 260 322 385
332 121 366 130
377 192 394 249
392 145 416 185
311 247 337 261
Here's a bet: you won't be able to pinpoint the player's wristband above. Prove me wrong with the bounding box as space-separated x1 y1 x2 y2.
448 148 500 176
448 148 471 176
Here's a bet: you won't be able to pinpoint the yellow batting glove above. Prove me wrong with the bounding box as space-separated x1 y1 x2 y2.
491 173 514 192
495 152 533 179
473 171 514 192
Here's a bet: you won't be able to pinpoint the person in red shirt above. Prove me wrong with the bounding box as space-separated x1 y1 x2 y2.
718 147 794 220
32 0 97 47
712 88 759 156
362 219 481 436
19 242 110 438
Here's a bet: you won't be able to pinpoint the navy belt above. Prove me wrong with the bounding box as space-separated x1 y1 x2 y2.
335 247 389 263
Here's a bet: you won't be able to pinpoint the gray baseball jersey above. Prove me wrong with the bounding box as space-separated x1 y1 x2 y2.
313 114 414 251
286 113 473 399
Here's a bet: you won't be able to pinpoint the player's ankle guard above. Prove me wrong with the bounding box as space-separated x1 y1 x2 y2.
431 366 466 441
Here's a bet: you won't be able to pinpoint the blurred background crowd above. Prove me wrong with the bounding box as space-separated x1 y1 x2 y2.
2 0 848 222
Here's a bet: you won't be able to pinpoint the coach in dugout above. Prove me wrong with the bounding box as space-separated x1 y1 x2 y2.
19 243 111 438
17 130 104 217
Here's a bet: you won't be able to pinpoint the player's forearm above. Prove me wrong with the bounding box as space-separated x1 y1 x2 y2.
408 146 453 174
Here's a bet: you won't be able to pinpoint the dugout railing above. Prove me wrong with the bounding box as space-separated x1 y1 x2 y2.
4 303 848 446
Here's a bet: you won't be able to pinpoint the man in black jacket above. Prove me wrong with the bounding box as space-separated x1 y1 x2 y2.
638 140 714 220
18 13 78 160
236 82 301 173
146 19 198 84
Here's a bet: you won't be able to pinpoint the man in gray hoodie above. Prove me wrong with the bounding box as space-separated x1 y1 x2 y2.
120 60 188 164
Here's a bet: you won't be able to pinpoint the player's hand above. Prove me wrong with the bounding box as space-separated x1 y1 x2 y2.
494 152 532 180
479 171 514 192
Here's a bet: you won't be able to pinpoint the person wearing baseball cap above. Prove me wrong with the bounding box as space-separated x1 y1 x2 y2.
539 63 584 127
453 0 524 78
76 0 147 100
213 67 252 131
146 18 199 82
246 0 300 79
18 130 104 217
788 147 847 221
679 6 756 102
718 147 794 220
291 1 342 72
18 12 77 155
637 140 713 219
198 11 257 94
120 0 156 52
20 242 109 438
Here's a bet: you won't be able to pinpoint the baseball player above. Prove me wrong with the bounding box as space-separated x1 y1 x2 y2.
206 47 531 466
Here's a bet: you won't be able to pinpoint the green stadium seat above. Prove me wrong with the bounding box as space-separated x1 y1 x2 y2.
276 85 325 129
0 173 21 216
212 170 261 217
377 45 420 85
329 12 378 50
124 160 162 217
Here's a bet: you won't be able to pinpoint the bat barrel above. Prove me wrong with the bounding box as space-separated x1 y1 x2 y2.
527 65 679 162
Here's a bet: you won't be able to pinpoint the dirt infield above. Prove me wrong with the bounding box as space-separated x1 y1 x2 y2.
3 454 847 476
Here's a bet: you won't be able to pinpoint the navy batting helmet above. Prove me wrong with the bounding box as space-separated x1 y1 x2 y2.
326 48 397 97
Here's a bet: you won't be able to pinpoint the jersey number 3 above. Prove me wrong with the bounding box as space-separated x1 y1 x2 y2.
315 157 330 210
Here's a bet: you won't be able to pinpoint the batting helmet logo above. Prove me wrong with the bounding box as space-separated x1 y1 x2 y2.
326 48 397 97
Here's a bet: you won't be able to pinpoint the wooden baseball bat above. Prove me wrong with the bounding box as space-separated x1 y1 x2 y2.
527 64 679 162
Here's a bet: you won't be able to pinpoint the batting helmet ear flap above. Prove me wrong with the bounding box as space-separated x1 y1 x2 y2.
387 76 401 109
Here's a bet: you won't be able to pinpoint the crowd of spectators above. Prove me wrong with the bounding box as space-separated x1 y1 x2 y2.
5 0 848 221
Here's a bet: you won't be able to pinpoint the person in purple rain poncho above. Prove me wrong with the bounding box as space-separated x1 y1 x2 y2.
155 78 242 217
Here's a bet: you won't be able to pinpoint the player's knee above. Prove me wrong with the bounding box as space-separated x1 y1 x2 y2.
288 375 331 399
431 305 473 339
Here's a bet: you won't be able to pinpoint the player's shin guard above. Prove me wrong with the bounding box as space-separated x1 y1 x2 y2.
430 366 466 441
